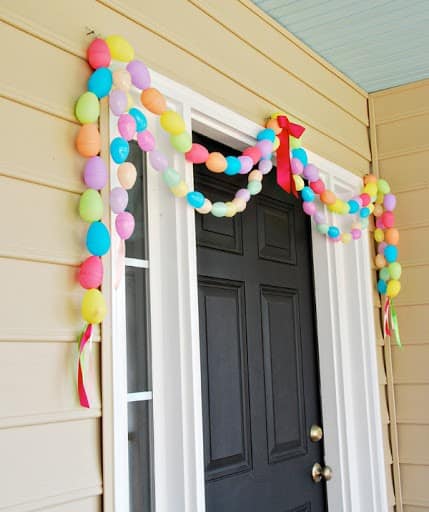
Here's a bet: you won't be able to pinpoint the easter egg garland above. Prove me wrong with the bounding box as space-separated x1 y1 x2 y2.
73 35 402 407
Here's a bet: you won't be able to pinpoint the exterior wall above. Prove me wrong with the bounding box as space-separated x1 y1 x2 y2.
0 1 371 510
370 79 429 512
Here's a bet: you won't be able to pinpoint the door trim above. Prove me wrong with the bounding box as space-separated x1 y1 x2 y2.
144 71 389 512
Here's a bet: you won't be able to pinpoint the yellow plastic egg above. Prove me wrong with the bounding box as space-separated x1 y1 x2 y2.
160 110 186 135
386 279 401 298
232 197 246 213
225 202 237 218
293 174 305 191
364 182 378 196
374 228 384 242
81 289 107 324
170 181 188 197
272 136 280 151
105 35 135 62
341 233 352 244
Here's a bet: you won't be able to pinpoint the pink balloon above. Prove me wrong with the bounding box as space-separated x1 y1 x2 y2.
110 187 128 213
109 89 127 116
78 256 103 289
126 60 151 90
116 211 135 240
118 114 136 141
83 156 107 190
137 130 155 152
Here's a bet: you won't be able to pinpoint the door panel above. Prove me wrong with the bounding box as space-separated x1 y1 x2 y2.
195 133 327 512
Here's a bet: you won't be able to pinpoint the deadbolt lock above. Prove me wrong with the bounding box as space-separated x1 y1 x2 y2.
312 462 333 483
310 424 323 443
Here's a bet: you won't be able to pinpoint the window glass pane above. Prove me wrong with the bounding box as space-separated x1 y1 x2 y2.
126 141 147 260
128 401 153 512
125 266 150 392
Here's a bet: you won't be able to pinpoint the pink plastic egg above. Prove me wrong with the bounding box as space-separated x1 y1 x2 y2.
382 211 395 228
185 143 209 164
87 38 111 69
78 256 103 289
303 201 316 216
116 211 135 240
118 114 136 141
290 158 303 175
360 193 371 207
137 130 155 152
239 155 254 174
242 146 262 165
303 164 319 182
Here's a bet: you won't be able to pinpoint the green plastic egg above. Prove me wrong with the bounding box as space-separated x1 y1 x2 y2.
75 92 100 124
388 262 402 280
162 168 181 187
79 189 103 222
170 132 192 153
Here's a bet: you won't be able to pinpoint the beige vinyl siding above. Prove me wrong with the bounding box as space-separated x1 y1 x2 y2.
370 79 429 511
0 1 370 510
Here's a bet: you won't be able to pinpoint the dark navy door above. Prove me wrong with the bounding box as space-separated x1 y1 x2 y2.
195 133 327 512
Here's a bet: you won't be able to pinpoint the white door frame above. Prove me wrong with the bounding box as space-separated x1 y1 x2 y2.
106 70 388 512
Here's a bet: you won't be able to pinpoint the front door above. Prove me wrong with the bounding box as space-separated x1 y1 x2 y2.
195 133 327 511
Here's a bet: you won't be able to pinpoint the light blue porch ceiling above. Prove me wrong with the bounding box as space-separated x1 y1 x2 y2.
252 0 429 92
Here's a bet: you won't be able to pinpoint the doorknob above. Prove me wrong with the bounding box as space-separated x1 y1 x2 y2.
310 424 323 442
312 462 333 483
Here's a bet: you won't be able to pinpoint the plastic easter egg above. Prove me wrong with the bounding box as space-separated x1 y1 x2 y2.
115 211 135 240
110 137 129 164
236 188 251 202
242 146 262 165
376 191 384 204
79 189 103 222
84 156 108 190
160 110 185 135
87 38 111 69
170 181 188 198
197 199 213 214
382 211 395 228
137 130 155 152
320 190 336 205
206 152 227 173
377 279 387 294
361 217 369 229
76 123 101 157
109 89 127 116
351 228 361 240
126 92 133 111
118 114 136 141
364 174 377 185
113 69 132 91
360 193 371 207
237 156 253 174
170 132 192 153
375 254 386 269
383 193 396 211
379 267 390 281
225 202 237 218
303 164 319 182
374 228 384 242
257 128 276 142
211 202 227 218
140 88 166 115
301 186 315 202
360 207 370 218
377 179 390 194
308 179 324 195
303 201 316 216
385 228 399 245
386 279 401 299
86 221 111 256
293 175 305 191
82 288 107 324
149 150 168 172
376 217 385 230
348 199 359 214
341 233 352 244
291 148 308 166
314 211 326 224
378 241 387 255
163 168 181 187
75 92 100 124
384 244 398 263
186 143 209 164
272 137 280 151
117 162 137 190
187 191 205 209
249 170 263 182
110 187 128 213
127 60 151 90
290 158 303 175
105 35 135 62
317 223 329 235
78 256 103 289
389 262 402 280
328 226 340 239
258 159 272 175
266 118 281 135
128 108 147 132
248 180 262 195
373 204 383 217
289 136 301 149
88 67 112 98
363 182 377 197
225 156 241 176
256 139 272 158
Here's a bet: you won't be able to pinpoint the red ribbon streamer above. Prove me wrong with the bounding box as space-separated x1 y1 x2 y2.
276 115 305 198
383 297 391 338
78 323 93 408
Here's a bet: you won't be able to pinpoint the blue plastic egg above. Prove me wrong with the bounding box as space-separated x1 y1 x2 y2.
292 148 308 166
187 191 205 209
360 207 370 218
86 221 111 256
301 186 315 202
257 128 276 143
328 226 340 238
377 279 387 294
88 68 113 99
384 245 398 263
128 108 147 132
348 200 359 214
224 156 241 176
110 137 129 164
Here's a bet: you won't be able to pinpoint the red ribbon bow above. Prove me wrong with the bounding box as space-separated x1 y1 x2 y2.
276 115 305 198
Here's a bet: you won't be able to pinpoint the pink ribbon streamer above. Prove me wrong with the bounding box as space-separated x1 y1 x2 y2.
77 323 93 408
383 297 391 339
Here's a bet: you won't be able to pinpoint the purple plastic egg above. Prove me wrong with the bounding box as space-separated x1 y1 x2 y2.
235 188 251 202
256 139 272 158
383 193 396 211
118 113 136 141
238 156 253 174
126 60 151 90
109 89 127 116
110 187 128 213
314 211 326 224
258 159 273 175
83 156 108 190
137 130 155 152
290 158 303 175
303 164 319 182
149 149 168 172
115 211 135 240
378 241 387 254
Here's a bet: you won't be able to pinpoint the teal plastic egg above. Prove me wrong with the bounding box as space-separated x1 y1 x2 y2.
86 221 111 256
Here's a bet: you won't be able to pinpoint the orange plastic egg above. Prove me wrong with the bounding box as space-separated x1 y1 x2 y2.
375 254 386 269
385 228 399 245
265 118 282 135
75 123 101 157
364 174 377 185
320 190 336 205
206 152 227 173
140 88 166 115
